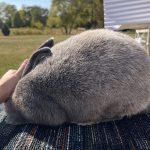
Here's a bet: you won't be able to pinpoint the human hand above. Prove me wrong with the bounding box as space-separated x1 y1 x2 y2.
0 59 28 103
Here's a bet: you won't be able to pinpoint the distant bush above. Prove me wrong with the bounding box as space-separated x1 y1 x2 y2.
1 24 10 36
12 28 42 35
11 28 63 35
10 27 85 36
32 22 44 29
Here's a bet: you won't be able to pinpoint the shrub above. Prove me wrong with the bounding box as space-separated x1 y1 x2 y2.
32 22 44 29
1 24 10 36
12 28 43 35
12 27 63 35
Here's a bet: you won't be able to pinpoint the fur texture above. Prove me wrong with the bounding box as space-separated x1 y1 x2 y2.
5 29 150 126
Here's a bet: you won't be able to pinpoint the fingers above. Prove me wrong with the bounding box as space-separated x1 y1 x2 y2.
16 59 29 77
8 69 16 73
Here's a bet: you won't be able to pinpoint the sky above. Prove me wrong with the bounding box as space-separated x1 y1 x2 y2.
1 0 51 9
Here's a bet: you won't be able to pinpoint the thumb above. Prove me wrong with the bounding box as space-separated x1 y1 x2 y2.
16 59 29 77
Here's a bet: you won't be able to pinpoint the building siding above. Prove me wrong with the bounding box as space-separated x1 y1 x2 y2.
104 0 150 28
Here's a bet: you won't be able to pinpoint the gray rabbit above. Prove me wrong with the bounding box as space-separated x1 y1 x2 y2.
4 29 150 126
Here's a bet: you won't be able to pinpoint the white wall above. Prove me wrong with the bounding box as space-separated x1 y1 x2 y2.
104 0 150 29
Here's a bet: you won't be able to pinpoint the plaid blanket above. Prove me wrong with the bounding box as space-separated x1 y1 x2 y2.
0 111 150 150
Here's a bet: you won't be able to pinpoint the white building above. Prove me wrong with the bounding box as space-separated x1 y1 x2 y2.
104 0 150 53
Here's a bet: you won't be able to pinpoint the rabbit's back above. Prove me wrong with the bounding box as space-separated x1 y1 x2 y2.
42 29 150 123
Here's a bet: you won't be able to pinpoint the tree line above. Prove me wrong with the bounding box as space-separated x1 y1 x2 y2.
0 0 104 35
49 0 104 34
0 2 49 29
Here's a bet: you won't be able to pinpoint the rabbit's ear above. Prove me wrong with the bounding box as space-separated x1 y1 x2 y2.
22 47 52 76
38 38 54 49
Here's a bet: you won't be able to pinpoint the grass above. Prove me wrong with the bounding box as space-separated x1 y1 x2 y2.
0 31 138 77
0 35 70 77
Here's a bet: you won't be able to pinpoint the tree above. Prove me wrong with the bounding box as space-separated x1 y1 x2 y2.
75 0 104 28
50 0 86 34
0 3 49 28
47 16 61 28
1 23 10 36
39 8 49 26
0 19 3 28
20 6 32 27
0 2 7 20
4 4 17 27
26 6 49 27
49 0 104 34
13 11 23 28
91 0 104 28
0 3 17 27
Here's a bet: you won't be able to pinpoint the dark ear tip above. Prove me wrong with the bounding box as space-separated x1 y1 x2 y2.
39 38 54 49
48 37 54 47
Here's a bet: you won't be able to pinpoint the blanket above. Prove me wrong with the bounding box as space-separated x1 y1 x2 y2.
0 111 150 150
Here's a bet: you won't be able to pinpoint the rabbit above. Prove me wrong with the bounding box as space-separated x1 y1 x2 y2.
4 29 150 126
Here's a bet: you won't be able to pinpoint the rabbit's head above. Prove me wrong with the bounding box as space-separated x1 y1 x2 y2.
4 38 55 125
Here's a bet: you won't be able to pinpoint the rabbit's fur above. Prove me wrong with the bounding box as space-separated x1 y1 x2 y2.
5 29 150 126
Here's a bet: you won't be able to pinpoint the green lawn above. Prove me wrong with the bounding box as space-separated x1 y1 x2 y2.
0 35 70 77
0 32 137 77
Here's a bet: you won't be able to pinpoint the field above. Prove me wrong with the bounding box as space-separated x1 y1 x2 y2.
0 31 138 77
0 35 70 77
